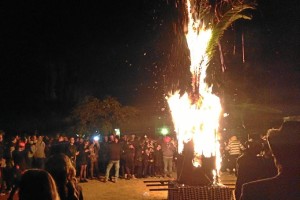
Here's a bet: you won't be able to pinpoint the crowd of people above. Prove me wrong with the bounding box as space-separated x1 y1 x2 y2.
0 131 178 199
0 118 299 200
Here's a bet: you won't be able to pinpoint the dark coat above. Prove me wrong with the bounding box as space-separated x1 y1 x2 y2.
235 153 277 200
154 149 163 167
240 174 300 200
108 142 121 161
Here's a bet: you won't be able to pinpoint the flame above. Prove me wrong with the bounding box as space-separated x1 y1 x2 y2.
167 1 222 172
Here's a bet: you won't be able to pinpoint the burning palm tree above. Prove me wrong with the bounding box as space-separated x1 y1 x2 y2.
166 0 256 185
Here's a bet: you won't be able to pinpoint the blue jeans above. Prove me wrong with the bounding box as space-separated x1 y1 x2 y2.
105 160 120 180
163 156 173 176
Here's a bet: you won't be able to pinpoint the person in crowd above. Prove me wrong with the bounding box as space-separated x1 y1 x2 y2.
142 148 150 178
34 135 46 169
18 169 60 200
147 147 155 177
24 135 36 169
104 136 121 183
225 135 245 174
119 135 127 179
109 134 115 143
98 135 109 175
88 138 99 179
7 142 27 200
50 135 68 156
46 153 83 200
260 137 278 178
153 144 163 177
0 131 5 194
78 140 89 182
235 139 276 200
124 142 135 179
66 137 79 168
75 137 84 176
3 136 17 193
134 145 144 178
161 136 176 178
12 142 27 171
240 119 300 200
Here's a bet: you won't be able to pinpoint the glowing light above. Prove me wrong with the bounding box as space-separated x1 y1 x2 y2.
167 0 222 173
93 135 100 141
114 128 121 137
161 127 169 135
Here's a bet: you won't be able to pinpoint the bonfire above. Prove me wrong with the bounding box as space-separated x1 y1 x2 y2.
166 0 256 186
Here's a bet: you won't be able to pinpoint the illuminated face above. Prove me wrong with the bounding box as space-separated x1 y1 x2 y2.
114 137 119 143
109 135 114 141
104 136 108 142
59 136 64 142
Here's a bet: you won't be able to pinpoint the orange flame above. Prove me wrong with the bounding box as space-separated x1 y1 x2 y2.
167 0 222 172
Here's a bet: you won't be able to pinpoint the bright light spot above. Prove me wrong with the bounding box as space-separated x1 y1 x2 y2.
114 128 120 137
161 128 169 136
93 136 99 141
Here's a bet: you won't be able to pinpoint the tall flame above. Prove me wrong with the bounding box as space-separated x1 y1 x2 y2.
167 0 222 171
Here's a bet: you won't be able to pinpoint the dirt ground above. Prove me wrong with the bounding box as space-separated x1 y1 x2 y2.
80 175 175 200
0 172 236 200
79 172 236 200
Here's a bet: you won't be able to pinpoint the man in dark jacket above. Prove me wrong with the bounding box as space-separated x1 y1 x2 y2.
104 136 121 183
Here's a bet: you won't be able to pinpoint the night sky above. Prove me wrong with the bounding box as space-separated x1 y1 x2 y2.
1 0 299 134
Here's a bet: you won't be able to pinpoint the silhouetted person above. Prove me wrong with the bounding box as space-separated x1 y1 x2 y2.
124 142 135 179
235 139 276 200
46 153 83 200
240 119 300 200
7 142 27 199
18 169 60 200
99 135 109 175
104 136 121 183
78 140 89 182
50 135 68 156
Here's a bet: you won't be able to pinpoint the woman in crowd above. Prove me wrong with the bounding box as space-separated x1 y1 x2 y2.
18 169 60 200
45 153 83 200
78 140 89 182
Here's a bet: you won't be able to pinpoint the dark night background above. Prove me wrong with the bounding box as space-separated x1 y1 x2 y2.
0 0 299 136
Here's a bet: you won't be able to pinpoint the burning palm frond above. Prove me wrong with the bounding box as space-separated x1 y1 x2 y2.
207 2 256 63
